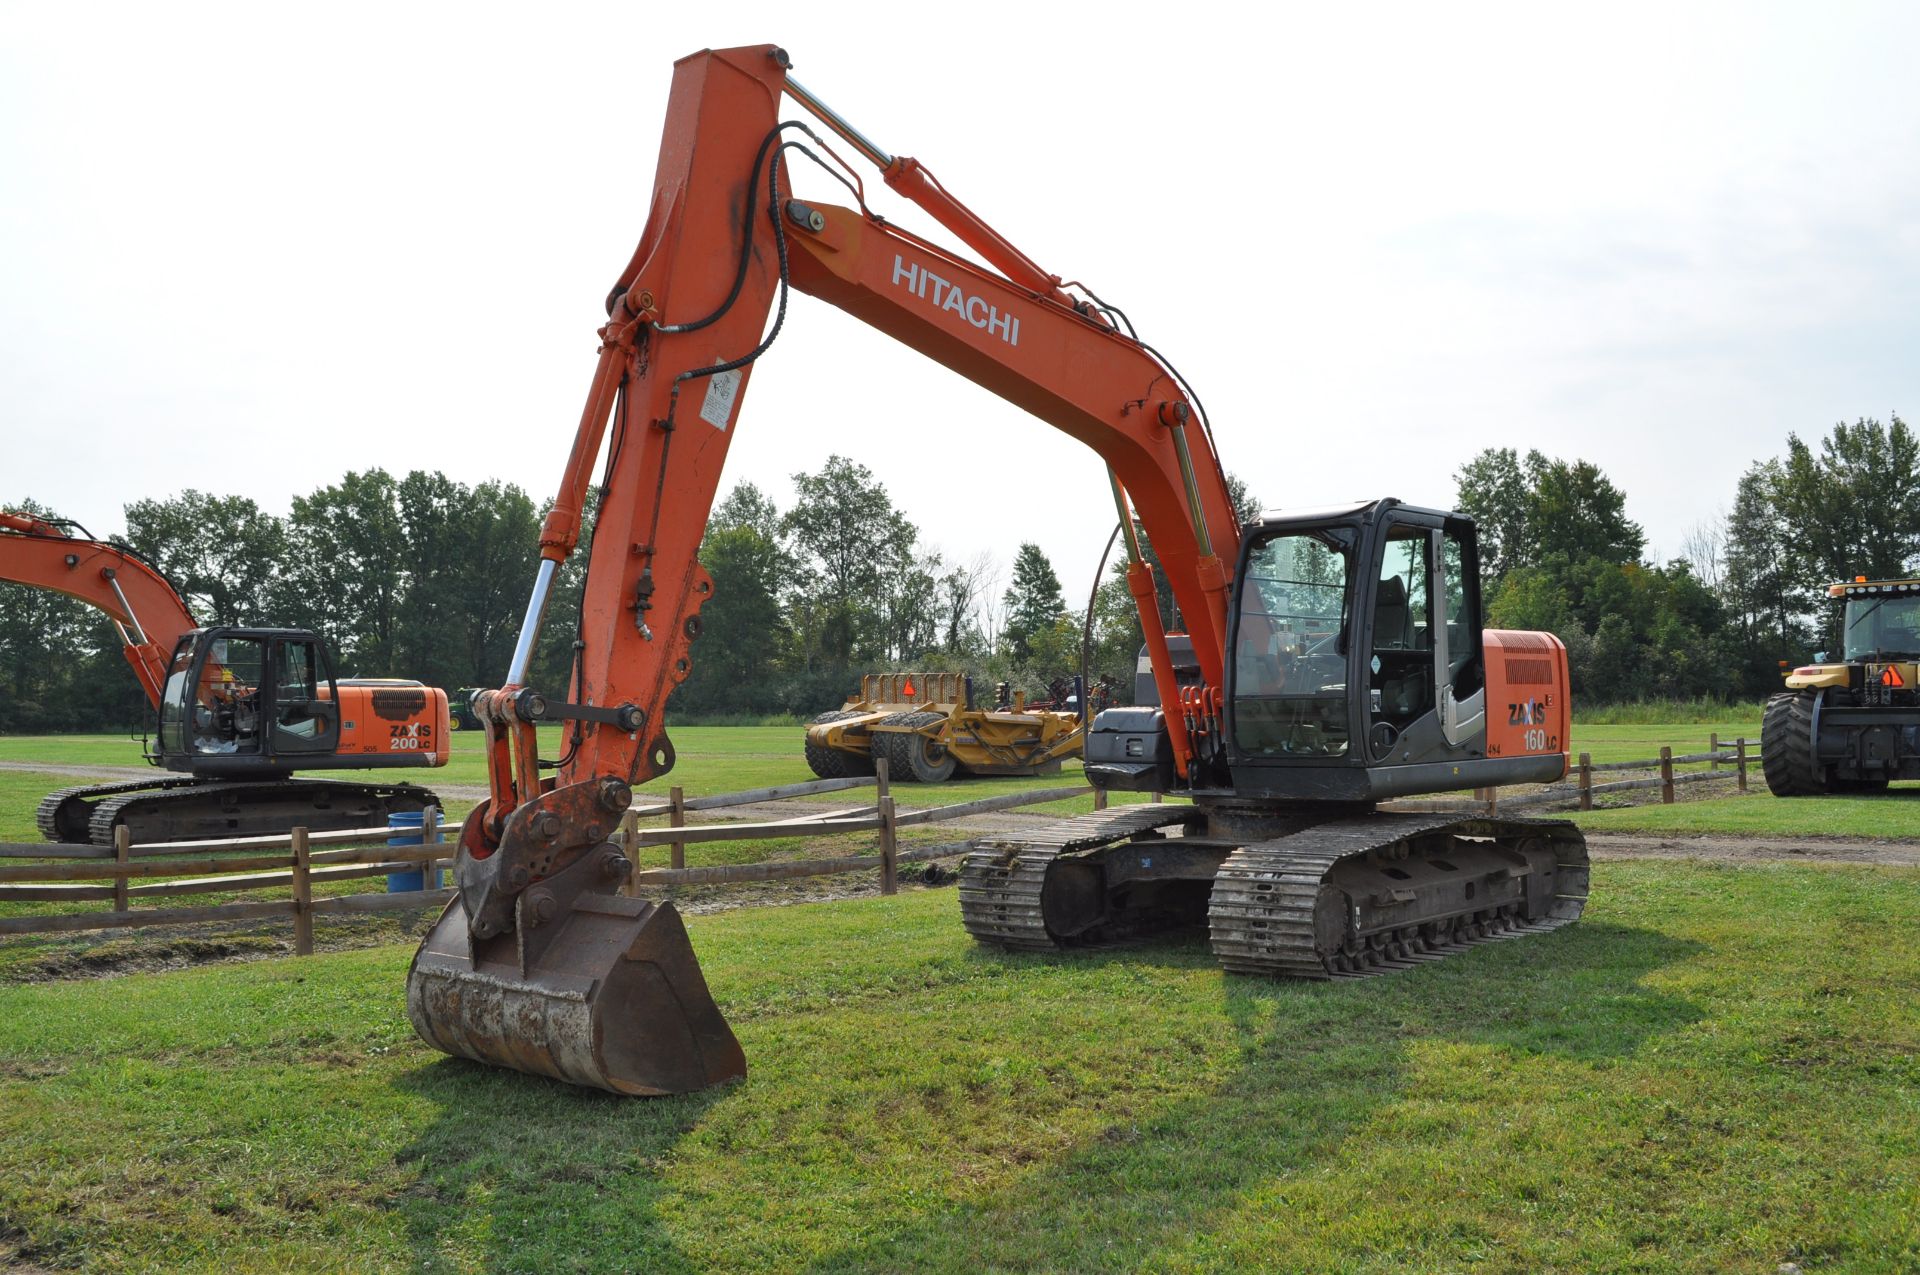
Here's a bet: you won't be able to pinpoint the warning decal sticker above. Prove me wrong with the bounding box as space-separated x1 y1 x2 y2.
699 367 742 430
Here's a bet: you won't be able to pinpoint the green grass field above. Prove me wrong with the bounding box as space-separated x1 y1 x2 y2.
0 725 1121 814
14 719 1920 852
0 859 1915 1273
1576 791 1920 837
3 724 1919 1269
0 719 1763 790
0 719 1758 829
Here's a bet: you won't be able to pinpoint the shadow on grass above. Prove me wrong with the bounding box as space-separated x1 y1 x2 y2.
796 919 1703 1274
388 1059 727 1273
382 920 1699 1274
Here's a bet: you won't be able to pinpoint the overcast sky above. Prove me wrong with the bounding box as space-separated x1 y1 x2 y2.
6 2 1917 617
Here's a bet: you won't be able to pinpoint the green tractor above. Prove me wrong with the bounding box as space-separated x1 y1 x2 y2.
448 688 485 732
1763 576 1920 796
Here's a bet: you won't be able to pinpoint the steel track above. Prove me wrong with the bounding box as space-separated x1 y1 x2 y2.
959 807 1590 980
35 777 197 843
81 778 442 846
1208 815 1589 978
957 804 1203 949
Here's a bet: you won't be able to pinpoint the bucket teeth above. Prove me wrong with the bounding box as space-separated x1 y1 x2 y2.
407 889 744 1096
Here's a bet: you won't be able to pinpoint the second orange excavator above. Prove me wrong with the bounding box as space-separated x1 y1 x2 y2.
1 511 449 844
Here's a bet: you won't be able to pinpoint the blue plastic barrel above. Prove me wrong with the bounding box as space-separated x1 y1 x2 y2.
386 810 442 892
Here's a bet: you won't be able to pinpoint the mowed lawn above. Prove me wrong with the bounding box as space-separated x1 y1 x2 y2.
2 726 1919 1270
14 719 1920 847
0 719 1764 789
0 724 1127 822
0 718 1765 840
0 859 1915 1273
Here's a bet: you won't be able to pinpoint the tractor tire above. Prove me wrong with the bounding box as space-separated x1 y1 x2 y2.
1761 692 1828 797
804 710 863 780
875 711 958 783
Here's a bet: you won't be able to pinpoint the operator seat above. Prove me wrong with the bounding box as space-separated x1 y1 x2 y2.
1373 575 1412 650
1371 574 1428 722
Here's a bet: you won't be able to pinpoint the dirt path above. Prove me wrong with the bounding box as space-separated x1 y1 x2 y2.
705 799 1920 868
1584 831 1920 867
0 760 151 781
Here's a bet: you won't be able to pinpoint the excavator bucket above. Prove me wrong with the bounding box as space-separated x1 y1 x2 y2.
406 824 744 1094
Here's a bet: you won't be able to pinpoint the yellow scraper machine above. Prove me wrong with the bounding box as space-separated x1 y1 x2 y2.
804 672 1087 783
404 44 1588 1095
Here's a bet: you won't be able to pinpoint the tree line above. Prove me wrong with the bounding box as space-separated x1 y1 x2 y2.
3 417 1907 732
1457 414 1916 703
0 457 1094 732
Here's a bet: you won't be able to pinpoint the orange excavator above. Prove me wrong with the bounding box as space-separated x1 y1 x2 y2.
1 511 449 844
405 45 1589 1095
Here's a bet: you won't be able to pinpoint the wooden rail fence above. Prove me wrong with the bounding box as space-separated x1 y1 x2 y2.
0 760 1107 949
2 734 1765 947
1389 734 1762 816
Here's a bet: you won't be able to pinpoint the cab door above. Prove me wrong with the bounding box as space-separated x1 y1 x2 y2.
267 636 340 757
1364 521 1437 760
1362 516 1485 763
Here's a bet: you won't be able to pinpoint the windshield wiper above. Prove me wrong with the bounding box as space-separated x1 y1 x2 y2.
1848 598 1889 634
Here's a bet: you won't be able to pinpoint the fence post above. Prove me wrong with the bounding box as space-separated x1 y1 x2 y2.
878 794 899 896
1578 752 1593 811
422 804 442 889
1151 789 1163 804
620 809 640 895
1474 786 1498 815
1710 731 1721 774
1093 785 1109 811
291 826 314 957
112 824 130 913
875 754 891 807
1737 738 1749 793
669 785 687 872
1660 746 1675 804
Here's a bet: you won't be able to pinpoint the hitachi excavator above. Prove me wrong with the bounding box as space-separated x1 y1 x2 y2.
1 511 449 843
405 45 1589 1095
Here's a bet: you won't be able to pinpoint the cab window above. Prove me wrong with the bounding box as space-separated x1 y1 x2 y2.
192 636 266 755
1232 527 1355 758
1370 527 1435 730
273 641 327 742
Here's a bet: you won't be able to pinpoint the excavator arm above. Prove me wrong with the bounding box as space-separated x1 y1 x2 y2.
410 44 1247 1094
482 43 1237 800
0 512 198 707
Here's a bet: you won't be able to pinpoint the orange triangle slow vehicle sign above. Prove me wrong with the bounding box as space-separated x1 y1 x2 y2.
1883 665 1905 687
903 677 917 698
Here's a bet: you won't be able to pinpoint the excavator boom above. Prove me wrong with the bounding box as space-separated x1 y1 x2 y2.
0 513 194 705
411 44 1245 1094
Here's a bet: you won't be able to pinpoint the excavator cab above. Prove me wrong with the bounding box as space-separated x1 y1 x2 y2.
150 625 451 783
154 627 342 775
1089 501 1569 802
1221 500 1565 801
